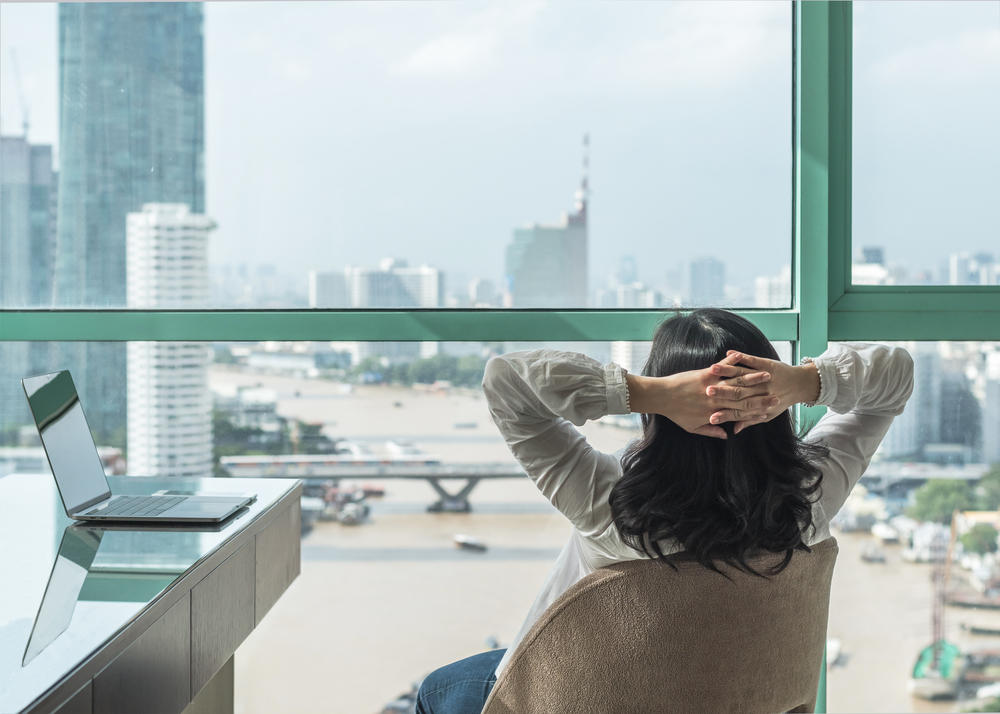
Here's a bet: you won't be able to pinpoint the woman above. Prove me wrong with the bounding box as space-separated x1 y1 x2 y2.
415 309 914 714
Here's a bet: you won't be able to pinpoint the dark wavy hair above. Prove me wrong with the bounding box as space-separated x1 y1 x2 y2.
608 309 828 578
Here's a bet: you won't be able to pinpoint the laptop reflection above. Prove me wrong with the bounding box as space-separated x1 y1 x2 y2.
22 528 102 666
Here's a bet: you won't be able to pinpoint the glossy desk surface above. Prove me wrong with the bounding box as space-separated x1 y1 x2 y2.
0 474 299 713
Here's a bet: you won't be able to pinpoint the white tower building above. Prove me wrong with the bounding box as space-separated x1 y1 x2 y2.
610 341 652 377
755 265 792 308
883 342 942 460
126 203 214 478
342 258 444 363
308 269 349 308
983 351 1000 465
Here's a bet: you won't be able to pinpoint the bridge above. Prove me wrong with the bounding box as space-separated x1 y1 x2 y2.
220 455 996 512
219 455 526 512
861 462 991 496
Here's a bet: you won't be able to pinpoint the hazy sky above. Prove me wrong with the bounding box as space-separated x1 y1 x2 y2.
1 1 997 297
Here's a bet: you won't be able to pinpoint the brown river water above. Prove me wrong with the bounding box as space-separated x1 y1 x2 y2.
212 368 997 713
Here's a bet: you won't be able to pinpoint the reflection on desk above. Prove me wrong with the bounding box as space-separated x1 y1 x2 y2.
0 474 301 714
23 528 102 666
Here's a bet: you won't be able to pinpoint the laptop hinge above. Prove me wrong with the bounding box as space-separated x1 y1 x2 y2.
70 492 113 517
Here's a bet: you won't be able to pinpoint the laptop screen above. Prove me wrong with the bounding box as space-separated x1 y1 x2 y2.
22 371 111 514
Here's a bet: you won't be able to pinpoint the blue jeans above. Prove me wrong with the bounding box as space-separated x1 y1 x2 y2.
415 648 507 714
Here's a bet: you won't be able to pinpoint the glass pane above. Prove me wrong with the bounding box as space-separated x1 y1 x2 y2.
0 1 792 310
828 341 1000 713
1 336 790 711
853 2 1000 285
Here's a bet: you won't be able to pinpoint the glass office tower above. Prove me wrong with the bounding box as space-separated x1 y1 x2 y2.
0 137 57 440
504 183 588 308
55 2 205 444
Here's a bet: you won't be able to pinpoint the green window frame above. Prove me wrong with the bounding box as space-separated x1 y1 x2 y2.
2 3 998 709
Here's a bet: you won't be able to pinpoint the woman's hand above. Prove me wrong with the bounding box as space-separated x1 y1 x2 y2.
626 352 776 439
707 351 821 434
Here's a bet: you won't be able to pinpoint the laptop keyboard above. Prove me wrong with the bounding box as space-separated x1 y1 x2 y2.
85 495 187 518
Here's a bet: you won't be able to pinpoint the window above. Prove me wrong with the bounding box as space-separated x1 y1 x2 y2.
828 341 1000 713
1 1 792 311
0 336 788 714
852 1 1000 286
3 3 1000 712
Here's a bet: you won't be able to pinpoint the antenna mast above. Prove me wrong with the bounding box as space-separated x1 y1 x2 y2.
10 48 30 138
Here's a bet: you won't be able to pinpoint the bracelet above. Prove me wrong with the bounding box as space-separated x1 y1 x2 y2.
622 368 632 413
799 357 822 407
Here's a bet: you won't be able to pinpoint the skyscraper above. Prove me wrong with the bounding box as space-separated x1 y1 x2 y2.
346 258 443 309
126 204 214 478
983 352 1000 465
883 342 942 460
1 137 57 308
468 278 498 307
947 252 999 286
860 246 885 265
610 341 652 377
55 3 205 443
0 136 57 437
754 265 791 308
504 138 589 308
688 257 725 307
308 270 349 308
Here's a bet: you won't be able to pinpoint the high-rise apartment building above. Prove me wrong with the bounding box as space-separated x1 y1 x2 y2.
616 255 638 286
346 258 443 309
688 258 725 307
308 270 349 308
468 278 498 307
55 3 205 442
610 341 652 377
983 352 1000 465
1 137 57 308
947 252 999 286
126 204 214 478
851 247 893 286
860 246 885 266
597 282 663 310
601 280 660 377
754 265 791 308
316 259 444 363
883 342 942 460
0 136 58 437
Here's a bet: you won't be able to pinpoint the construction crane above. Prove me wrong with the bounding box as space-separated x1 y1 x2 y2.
9 47 30 138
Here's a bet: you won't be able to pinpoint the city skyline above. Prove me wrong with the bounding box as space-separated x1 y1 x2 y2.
0 0 997 463
1 1 789 295
0 6 998 711
3 2 996 294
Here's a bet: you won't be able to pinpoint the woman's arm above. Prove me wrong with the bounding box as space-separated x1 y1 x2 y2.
482 349 772 536
799 342 914 518
482 349 631 536
712 343 914 518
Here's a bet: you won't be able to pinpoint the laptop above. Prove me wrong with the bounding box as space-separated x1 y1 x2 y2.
22 370 255 523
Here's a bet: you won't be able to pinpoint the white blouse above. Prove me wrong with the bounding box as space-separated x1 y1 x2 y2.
483 342 915 678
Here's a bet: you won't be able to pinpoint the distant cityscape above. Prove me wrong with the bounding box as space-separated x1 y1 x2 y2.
1 2 999 479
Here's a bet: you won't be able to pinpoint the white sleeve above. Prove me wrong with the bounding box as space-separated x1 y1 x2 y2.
804 343 915 521
481 349 630 537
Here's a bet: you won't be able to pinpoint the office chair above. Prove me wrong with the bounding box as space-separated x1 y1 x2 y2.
482 537 838 714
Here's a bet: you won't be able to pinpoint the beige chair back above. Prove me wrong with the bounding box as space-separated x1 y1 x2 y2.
482 537 838 714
